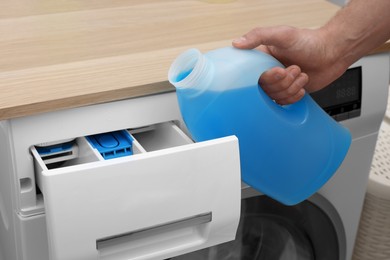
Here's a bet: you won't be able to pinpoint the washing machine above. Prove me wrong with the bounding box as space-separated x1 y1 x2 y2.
0 53 388 260
169 52 390 260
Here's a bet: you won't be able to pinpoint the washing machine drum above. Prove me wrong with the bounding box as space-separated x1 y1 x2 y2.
232 215 314 260
173 196 340 260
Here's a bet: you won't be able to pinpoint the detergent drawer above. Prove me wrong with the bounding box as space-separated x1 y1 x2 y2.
31 122 241 260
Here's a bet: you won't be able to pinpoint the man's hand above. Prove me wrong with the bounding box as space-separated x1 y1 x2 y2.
232 0 390 105
232 26 348 105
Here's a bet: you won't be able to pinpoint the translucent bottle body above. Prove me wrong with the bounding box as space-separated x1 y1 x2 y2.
169 47 351 205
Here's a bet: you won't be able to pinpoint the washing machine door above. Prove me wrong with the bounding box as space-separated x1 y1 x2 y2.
172 194 343 260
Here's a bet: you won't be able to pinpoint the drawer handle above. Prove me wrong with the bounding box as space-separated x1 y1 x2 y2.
97 212 212 259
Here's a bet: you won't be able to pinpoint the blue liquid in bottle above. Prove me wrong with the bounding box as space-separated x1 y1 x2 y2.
169 47 351 205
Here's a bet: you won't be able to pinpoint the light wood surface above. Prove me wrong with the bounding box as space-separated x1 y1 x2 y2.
0 0 388 120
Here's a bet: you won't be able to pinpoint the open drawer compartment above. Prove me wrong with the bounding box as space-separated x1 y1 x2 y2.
31 122 241 260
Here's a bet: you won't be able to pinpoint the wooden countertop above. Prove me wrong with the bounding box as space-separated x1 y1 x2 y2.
0 0 389 120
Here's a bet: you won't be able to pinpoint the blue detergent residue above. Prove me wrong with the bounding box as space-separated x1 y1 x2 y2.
176 69 193 82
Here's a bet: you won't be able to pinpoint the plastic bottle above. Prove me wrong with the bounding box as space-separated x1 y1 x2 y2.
168 47 351 205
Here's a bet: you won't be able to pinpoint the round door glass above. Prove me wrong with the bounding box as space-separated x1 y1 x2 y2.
171 195 340 260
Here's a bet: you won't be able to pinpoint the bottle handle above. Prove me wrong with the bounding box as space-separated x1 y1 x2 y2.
254 51 310 124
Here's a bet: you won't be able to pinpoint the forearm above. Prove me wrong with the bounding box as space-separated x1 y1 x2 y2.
320 0 390 67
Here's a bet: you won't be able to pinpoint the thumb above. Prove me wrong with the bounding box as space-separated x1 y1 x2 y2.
232 26 293 49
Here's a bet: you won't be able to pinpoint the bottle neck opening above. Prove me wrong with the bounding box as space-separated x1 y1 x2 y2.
168 48 211 90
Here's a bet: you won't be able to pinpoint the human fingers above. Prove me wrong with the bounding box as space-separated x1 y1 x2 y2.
258 67 288 87
259 65 301 94
232 26 294 49
270 73 308 104
259 65 308 105
276 88 306 105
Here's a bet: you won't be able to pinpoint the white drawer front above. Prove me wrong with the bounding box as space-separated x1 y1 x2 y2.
32 127 241 260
